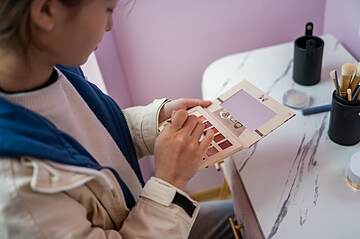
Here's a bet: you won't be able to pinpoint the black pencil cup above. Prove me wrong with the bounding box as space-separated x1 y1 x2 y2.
293 22 324 86
328 91 360 146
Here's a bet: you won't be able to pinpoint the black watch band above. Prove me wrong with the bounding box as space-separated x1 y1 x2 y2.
172 192 196 217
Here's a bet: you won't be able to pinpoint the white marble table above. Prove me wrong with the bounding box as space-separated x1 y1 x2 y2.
202 35 360 239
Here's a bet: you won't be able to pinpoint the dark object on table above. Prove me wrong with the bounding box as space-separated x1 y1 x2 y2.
328 91 360 146
293 22 324 86
302 104 331 115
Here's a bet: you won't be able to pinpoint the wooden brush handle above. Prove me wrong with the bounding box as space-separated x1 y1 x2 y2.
340 75 350 96
350 76 360 92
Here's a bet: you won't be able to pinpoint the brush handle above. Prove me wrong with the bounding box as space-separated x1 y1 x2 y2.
352 85 360 102
347 89 352 101
330 70 340 95
340 75 351 95
302 104 332 116
349 76 360 92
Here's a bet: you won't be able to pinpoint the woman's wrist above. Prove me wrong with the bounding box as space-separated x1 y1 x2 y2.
158 99 172 123
158 107 167 123
155 173 188 191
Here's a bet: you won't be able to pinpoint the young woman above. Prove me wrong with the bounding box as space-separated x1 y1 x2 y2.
0 1 234 238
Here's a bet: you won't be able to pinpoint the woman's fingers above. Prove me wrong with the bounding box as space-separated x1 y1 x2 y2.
170 110 188 131
191 120 205 140
182 115 200 134
183 98 212 109
200 129 214 152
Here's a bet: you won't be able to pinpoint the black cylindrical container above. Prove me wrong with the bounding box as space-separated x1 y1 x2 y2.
293 22 324 86
328 91 360 146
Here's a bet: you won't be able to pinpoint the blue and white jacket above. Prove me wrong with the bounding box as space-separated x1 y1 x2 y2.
0 66 199 239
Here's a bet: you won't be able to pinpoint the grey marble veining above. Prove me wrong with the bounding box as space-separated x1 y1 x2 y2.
266 58 293 95
202 35 360 238
220 53 251 93
238 144 258 173
267 115 327 239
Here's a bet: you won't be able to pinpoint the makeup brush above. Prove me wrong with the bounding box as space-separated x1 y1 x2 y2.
347 88 352 101
341 63 357 96
352 83 360 102
349 62 360 93
349 69 357 86
330 70 340 95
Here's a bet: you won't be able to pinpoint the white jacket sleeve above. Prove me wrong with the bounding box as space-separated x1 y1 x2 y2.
0 160 200 239
122 98 169 158
120 177 200 239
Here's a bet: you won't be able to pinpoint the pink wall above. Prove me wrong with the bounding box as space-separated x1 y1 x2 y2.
109 0 325 106
323 0 360 60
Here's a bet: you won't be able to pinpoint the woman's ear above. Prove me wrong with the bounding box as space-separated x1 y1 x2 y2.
30 0 57 31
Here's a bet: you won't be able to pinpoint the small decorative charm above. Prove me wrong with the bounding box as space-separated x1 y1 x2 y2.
234 122 243 129
219 110 243 129
259 94 269 102
220 111 231 119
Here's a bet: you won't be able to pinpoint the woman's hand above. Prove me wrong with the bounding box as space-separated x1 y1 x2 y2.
154 110 214 190
158 98 212 124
